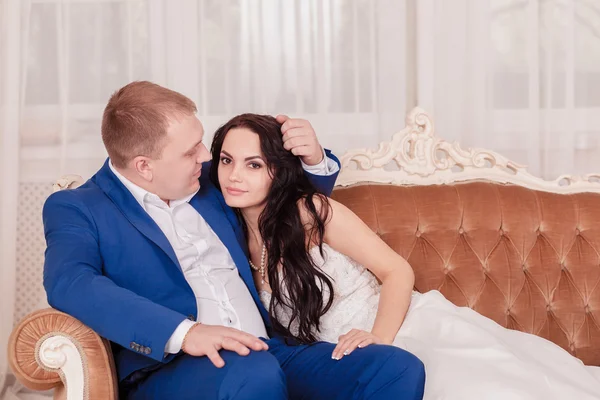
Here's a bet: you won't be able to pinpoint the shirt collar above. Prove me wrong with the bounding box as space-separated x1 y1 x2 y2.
108 160 198 211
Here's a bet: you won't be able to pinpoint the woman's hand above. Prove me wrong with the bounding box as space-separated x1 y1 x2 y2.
331 329 383 360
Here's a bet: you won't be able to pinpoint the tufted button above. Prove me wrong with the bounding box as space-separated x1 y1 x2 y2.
458 227 465 234
415 231 421 238
585 305 591 313
499 229 505 236
575 228 581 235
505 308 511 316
546 304 552 312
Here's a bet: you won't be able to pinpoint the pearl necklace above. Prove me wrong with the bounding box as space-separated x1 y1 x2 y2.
248 243 266 284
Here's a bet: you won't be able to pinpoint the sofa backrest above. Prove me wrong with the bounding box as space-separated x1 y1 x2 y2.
332 108 600 366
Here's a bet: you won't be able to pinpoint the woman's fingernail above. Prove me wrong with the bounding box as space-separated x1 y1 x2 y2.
343 350 349 355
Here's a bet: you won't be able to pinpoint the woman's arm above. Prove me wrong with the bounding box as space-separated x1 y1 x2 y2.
310 197 415 356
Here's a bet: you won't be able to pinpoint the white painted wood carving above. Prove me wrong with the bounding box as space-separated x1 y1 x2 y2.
38 335 86 400
53 174 84 193
337 107 600 194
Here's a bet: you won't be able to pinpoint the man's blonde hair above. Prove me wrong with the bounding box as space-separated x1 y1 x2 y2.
101 81 197 168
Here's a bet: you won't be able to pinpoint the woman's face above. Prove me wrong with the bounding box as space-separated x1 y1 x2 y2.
218 127 273 210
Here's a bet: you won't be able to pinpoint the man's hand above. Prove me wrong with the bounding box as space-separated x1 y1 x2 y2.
182 324 268 368
276 115 324 166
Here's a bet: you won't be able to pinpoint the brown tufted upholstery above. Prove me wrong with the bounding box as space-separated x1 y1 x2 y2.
332 181 600 366
8 178 600 399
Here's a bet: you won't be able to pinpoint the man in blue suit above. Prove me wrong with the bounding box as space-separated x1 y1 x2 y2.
43 81 425 399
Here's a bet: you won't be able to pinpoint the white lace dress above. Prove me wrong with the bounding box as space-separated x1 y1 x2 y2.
259 243 600 400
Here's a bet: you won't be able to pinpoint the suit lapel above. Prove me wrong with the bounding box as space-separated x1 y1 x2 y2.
94 159 269 322
94 160 182 271
189 190 270 323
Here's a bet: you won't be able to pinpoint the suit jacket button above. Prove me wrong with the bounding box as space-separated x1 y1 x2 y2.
144 347 151 355
130 342 136 350
187 315 196 321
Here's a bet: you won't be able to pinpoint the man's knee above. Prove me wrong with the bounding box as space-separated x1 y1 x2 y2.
221 351 287 399
387 348 425 382
232 350 284 382
382 348 426 397
358 345 425 400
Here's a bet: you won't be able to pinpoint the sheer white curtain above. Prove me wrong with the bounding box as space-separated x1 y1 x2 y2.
1 1 407 398
153 0 407 155
4 0 600 398
416 0 600 179
1 0 22 397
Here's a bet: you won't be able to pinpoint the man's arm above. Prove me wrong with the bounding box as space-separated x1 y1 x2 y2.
276 115 341 196
302 149 340 196
44 190 268 368
42 191 186 363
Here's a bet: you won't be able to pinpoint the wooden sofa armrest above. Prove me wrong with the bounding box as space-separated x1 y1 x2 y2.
8 308 118 400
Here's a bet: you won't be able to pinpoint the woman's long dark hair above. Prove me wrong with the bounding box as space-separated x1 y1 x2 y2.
209 114 334 343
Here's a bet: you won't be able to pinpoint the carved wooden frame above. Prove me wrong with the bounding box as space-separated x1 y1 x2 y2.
336 107 600 194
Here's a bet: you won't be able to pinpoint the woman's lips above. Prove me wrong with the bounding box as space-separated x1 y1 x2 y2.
226 187 246 196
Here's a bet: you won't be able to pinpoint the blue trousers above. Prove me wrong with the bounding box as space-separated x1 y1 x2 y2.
126 337 425 399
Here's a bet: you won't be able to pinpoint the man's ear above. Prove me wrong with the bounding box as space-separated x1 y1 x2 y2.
132 156 153 182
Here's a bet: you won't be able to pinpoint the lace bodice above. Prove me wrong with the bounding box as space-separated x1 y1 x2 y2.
259 243 381 342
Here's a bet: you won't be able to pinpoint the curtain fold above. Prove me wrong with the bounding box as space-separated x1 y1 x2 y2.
415 0 600 179
1 0 23 397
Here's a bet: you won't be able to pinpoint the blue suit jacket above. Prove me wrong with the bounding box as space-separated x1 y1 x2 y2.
42 153 339 381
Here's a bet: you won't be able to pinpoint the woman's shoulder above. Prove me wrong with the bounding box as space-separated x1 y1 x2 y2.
296 195 358 247
297 193 331 223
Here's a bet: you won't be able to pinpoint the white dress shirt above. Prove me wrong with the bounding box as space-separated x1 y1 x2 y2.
109 152 338 353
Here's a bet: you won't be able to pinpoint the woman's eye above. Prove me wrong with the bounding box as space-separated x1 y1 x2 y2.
249 162 262 169
220 157 231 164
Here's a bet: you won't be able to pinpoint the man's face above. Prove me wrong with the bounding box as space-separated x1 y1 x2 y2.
149 113 210 201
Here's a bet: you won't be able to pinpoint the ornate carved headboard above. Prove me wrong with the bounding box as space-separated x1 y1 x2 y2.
336 107 600 194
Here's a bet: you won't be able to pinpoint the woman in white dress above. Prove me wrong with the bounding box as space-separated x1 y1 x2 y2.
209 113 600 400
